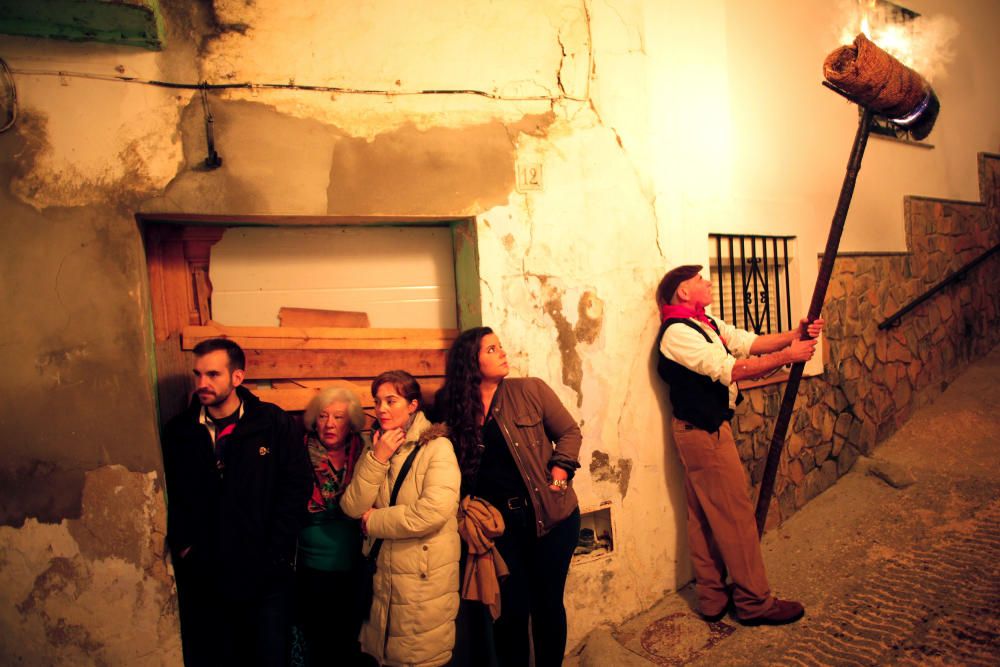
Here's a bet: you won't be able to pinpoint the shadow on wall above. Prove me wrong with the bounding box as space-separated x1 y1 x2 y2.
647 316 693 594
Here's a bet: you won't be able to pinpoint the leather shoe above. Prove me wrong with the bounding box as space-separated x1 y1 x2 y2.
737 598 805 626
697 607 728 623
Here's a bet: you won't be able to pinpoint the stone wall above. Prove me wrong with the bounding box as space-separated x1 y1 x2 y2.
733 153 1000 528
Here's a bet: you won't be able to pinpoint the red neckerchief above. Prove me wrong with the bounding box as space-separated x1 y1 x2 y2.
661 303 712 326
660 304 726 344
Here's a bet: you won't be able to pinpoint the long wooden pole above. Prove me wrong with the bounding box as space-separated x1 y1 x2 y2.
754 107 874 536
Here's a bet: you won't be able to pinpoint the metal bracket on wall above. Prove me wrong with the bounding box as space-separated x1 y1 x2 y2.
200 85 222 169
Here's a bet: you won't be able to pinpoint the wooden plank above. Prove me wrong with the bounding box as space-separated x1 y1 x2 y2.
145 226 197 342
255 379 444 413
183 323 456 350
189 337 452 351
279 307 371 328
192 269 212 325
190 322 456 340
254 387 319 412
137 213 470 227
244 349 446 380
266 377 444 407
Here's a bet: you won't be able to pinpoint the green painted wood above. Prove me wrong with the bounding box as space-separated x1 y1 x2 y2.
0 0 165 50
452 218 483 331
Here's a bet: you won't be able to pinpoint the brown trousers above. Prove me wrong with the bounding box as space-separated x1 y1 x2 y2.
672 418 774 618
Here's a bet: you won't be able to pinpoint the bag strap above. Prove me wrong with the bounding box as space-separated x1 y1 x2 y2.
367 445 421 563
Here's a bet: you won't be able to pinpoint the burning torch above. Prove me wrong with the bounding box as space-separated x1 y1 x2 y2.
753 32 941 535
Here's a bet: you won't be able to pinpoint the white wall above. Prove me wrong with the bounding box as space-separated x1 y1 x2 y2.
210 226 458 328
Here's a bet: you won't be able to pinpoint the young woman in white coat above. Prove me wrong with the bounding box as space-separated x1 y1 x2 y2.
341 370 461 667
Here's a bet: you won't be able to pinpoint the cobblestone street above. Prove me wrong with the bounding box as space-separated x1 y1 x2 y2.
572 346 1000 667
781 499 1000 666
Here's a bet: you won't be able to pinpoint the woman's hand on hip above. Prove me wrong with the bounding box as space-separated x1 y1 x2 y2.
549 465 569 492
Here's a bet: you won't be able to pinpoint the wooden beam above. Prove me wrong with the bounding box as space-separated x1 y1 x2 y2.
183 323 456 350
254 378 444 413
243 349 446 379
137 213 471 227
267 377 444 407
144 225 196 341
182 226 225 326
279 307 371 328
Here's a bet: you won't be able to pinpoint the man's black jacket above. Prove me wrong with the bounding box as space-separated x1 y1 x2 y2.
161 385 311 600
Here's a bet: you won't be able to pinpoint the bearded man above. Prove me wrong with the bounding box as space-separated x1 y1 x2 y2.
162 338 311 666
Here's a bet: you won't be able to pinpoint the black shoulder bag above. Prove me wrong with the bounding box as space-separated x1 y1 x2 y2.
361 446 420 616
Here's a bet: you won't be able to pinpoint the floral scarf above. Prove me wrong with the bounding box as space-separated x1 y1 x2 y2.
306 431 363 514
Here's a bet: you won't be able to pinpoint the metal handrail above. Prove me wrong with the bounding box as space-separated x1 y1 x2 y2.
878 242 1000 330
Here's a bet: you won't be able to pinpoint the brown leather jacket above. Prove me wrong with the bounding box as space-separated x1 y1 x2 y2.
489 377 582 536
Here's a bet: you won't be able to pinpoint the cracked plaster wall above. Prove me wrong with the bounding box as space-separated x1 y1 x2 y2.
1 0 999 660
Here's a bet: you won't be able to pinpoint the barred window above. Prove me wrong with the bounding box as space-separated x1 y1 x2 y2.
709 234 796 335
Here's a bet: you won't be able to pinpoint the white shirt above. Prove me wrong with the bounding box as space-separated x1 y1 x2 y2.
659 316 757 408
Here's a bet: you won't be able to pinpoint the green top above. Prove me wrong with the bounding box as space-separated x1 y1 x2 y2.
298 508 362 572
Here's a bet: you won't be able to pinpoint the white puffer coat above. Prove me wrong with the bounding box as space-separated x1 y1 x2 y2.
340 412 461 667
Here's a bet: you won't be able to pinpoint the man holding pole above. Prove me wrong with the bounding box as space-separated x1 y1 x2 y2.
654 265 824 625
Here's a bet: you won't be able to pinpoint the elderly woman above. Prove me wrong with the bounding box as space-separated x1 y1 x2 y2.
435 327 582 667
297 386 369 665
340 370 461 667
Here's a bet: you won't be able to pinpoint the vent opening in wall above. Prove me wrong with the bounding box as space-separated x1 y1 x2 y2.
572 502 614 564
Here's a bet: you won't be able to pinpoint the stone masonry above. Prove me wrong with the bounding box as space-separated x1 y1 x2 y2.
732 152 1000 529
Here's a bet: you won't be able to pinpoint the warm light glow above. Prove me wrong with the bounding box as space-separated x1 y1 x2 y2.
858 14 871 41
837 0 958 83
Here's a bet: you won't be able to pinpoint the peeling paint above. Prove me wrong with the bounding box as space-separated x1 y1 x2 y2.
10 89 184 210
600 569 615 593
328 114 554 217
0 462 85 527
590 450 633 499
535 282 604 405
538 276 584 406
0 467 181 665
576 290 604 344
67 466 158 568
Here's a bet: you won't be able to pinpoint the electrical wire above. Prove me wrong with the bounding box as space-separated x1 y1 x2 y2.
0 57 17 133
5 66 589 103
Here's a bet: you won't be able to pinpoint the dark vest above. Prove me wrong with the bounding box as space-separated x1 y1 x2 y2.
656 317 741 432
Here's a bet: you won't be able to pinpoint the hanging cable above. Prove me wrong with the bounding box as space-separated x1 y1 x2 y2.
200 83 222 169
3 66 589 103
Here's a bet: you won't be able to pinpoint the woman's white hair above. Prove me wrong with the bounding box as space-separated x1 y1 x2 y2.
303 386 365 433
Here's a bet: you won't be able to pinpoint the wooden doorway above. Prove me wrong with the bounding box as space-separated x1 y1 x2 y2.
138 214 481 426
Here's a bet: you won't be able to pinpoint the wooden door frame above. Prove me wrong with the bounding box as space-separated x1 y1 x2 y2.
136 213 481 426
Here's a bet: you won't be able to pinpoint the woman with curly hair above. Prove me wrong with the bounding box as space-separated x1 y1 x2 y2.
435 327 582 667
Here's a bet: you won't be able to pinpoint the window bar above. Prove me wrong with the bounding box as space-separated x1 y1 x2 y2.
716 235 724 321
762 237 772 333
749 238 761 334
729 236 736 330
739 236 749 330
772 237 783 333
783 238 792 331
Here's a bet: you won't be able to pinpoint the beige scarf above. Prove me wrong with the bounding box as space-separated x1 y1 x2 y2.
457 496 509 620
